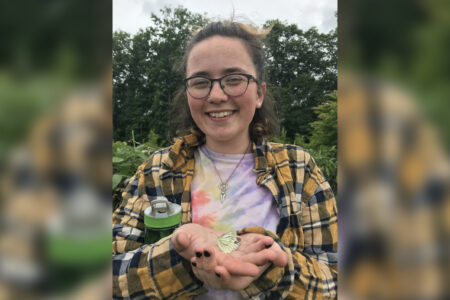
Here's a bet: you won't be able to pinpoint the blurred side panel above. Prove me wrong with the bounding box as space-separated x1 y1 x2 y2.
0 0 112 299
339 0 450 299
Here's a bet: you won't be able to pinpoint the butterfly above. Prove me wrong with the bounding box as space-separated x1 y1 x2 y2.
217 231 241 254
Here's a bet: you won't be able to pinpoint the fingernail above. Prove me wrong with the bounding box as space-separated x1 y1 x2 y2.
204 250 210 257
215 272 221 278
191 262 197 267
195 252 202 258
265 244 273 249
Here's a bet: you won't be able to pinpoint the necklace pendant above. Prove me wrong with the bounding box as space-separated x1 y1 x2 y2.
219 183 227 201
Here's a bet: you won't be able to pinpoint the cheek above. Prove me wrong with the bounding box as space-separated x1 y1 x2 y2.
187 99 204 117
242 97 258 115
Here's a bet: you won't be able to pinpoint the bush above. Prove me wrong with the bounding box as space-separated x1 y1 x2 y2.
112 130 162 209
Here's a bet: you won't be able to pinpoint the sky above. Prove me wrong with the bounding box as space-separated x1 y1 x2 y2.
113 0 337 35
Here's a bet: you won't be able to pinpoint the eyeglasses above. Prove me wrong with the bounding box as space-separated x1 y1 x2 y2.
185 73 258 100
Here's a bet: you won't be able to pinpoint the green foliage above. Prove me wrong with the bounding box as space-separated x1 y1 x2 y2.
305 145 337 192
113 7 207 144
308 92 337 150
271 127 288 144
294 92 337 192
264 21 337 141
112 130 163 209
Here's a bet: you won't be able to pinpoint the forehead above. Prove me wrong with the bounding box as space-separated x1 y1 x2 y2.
186 36 255 76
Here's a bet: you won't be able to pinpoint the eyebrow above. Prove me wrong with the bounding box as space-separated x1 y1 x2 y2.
187 67 248 78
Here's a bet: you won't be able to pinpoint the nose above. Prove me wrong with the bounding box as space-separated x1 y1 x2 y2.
207 81 228 103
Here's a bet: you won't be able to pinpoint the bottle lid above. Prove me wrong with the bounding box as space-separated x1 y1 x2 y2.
144 197 182 229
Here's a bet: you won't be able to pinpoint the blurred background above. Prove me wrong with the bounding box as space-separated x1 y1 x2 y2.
339 0 450 299
0 0 449 299
0 0 112 299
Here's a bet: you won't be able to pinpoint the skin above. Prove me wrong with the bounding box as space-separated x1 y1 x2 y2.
172 224 287 290
172 36 287 291
185 36 265 154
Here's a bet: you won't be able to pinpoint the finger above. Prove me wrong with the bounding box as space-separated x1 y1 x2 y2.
218 255 260 277
195 263 223 290
172 231 191 253
214 265 230 286
271 249 288 267
260 236 276 248
261 242 288 267
200 246 216 271
190 257 198 269
240 249 277 266
194 246 216 272
215 265 255 291
239 237 265 253
241 236 274 253
204 272 222 290
193 246 203 260
192 246 205 269
190 258 201 280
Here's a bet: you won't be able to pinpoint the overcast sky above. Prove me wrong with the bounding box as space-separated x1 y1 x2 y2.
113 0 337 35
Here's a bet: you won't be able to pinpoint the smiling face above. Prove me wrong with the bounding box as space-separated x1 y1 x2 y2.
186 36 265 153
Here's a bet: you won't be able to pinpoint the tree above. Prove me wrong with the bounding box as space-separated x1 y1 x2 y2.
113 31 132 140
308 92 337 150
296 92 337 192
263 21 337 142
113 7 207 143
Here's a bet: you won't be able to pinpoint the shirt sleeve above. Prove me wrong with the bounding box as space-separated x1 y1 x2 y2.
112 160 206 299
237 153 338 299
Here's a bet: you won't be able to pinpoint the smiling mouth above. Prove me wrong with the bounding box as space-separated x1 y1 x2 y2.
207 111 234 118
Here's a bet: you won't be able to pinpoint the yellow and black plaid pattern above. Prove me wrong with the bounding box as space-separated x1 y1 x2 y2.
113 134 337 299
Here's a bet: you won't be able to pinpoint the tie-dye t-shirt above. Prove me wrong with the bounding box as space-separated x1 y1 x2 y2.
191 145 279 300
191 144 279 232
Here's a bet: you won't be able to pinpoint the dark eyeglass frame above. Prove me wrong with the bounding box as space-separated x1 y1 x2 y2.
184 73 259 100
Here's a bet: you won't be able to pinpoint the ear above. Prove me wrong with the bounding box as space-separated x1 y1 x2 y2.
256 82 266 108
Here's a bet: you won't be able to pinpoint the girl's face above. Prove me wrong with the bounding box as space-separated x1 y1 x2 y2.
185 36 265 153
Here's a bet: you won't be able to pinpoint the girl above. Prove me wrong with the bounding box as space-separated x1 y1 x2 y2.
113 21 337 299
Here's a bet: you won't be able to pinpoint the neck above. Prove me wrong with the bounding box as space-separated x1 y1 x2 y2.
205 137 252 154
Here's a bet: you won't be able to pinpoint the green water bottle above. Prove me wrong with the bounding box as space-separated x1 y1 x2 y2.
144 197 182 244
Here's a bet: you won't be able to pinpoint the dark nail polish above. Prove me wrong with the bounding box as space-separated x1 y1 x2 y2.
204 250 210 257
195 252 202 258
215 272 221 278
191 262 197 267
265 244 273 249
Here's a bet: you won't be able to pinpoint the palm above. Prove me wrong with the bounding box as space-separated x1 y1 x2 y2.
172 224 287 290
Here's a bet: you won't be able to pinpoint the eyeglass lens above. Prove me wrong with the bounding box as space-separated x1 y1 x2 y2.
186 74 250 99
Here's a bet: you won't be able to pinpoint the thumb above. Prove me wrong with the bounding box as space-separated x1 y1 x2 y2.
172 231 191 254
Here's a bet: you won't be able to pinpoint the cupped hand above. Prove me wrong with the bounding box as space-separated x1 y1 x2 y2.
172 224 262 276
190 233 287 290
172 224 287 290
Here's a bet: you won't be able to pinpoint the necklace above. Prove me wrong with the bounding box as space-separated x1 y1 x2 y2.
203 142 251 202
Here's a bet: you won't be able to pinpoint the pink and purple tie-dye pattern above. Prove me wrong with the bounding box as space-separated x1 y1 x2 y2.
191 145 279 299
191 145 279 235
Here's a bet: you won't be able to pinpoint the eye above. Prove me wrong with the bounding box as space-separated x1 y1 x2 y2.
223 75 245 86
188 77 210 88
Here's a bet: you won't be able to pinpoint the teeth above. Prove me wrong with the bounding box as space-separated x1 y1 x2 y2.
209 111 232 118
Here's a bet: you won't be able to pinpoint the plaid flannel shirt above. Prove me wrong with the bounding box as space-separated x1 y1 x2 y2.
113 133 338 299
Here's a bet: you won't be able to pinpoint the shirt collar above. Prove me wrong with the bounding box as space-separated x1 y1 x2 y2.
161 132 204 170
162 133 275 173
